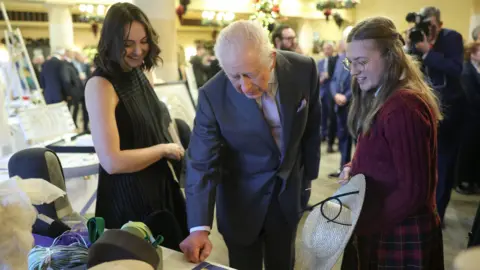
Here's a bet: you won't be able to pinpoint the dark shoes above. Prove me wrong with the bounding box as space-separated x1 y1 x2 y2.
455 182 480 195
328 170 341 179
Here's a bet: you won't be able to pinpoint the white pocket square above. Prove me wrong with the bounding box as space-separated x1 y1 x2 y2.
297 98 307 112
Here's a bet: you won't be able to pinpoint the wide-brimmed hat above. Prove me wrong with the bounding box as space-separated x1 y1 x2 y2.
299 174 366 270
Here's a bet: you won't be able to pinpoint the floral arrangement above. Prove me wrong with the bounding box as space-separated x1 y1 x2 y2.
316 0 359 10
249 0 280 32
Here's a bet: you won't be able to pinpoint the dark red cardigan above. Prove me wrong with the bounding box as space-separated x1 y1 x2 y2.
349 89 440 235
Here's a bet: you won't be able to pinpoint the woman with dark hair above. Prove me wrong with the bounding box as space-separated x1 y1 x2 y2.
85 2 188 242
338 17 444 269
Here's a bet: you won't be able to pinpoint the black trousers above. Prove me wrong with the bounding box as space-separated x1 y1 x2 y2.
327 98 337 148
68 98 89 132
225 181 297 270
436 102 464 222
455 114 480 187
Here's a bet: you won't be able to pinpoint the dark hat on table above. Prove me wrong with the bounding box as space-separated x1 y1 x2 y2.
87 229 160 269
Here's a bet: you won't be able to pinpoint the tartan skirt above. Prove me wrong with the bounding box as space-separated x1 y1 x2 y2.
341 213 445 269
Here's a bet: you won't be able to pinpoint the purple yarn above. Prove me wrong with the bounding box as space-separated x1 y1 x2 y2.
33 231 91 247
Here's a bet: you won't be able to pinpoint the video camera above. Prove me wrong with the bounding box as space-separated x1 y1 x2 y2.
405 12 430 45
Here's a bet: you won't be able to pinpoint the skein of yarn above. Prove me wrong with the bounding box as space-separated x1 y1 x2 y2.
28 232 88 270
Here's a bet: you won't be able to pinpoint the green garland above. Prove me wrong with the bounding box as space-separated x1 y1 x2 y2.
316 0 358 11
249 0 280 30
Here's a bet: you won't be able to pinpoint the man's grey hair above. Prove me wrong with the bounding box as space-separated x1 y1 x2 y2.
322 41 335 48
214 20 273 68
420 6 441 21
473 25 480 41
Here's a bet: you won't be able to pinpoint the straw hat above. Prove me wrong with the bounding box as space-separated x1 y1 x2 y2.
299 174 366 270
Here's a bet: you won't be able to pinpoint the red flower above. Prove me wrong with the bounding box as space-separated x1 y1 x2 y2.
324 9 332 20
272 4 280 13
176 5 185 17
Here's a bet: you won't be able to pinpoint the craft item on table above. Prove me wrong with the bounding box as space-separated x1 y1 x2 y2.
192 262 232 270
87 230 161 270
121 221 164 248
33 233 54 247
298 174 366 270
143 210 186 251
28 231 89 270
0 176 66 270
87 217 105 245
37 213 71 238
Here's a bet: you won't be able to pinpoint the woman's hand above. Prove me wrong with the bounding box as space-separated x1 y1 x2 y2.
160 143 185 160
338 166 351 186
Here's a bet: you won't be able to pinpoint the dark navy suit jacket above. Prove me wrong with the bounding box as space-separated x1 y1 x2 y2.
317 55 338 98
330 54 352 110
422 28 465 134
40 57 73 104
423 28 464 105
185 51 321 245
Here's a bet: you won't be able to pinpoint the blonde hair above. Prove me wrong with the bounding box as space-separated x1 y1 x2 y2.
346 17 443 136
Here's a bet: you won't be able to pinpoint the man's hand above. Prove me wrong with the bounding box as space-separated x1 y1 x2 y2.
414 33 431 54
334 94 347 106
180 231 212 263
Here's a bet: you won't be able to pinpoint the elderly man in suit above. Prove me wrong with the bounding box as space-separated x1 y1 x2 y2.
180 20 321 269
327 39 352 178
317 42 338 153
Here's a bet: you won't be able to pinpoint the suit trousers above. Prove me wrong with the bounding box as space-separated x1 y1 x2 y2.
436 100 464 222
336 106 352 169
225 180 297 270
321 94 337 146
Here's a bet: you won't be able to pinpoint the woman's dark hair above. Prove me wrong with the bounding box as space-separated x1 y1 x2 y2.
94 2 161 75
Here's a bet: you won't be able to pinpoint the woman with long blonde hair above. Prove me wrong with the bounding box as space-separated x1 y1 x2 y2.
339 17 444 269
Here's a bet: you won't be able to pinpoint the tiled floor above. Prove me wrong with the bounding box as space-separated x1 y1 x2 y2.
65 144 479 269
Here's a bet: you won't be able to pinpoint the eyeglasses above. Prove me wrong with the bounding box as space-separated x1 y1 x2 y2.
301 190 360 226
343 58 370 72
282 36 297 41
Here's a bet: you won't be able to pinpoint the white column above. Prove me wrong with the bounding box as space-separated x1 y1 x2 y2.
133 0 178 82
47 4 74 50
298 19 314 57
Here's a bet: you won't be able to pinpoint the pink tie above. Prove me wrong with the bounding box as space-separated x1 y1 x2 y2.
261 92 282 151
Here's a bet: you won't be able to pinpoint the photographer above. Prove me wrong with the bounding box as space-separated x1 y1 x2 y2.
406 6 465 226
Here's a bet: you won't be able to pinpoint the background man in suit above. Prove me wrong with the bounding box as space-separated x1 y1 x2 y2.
407 6 464 226
40 49 74 105
180 20 321 269
317 42 338 153
327 39 352 178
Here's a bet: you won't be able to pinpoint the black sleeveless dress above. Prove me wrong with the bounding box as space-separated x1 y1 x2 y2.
91 68 188 237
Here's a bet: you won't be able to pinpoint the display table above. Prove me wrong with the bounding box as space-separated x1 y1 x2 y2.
162 247 234 270
0 152 99 179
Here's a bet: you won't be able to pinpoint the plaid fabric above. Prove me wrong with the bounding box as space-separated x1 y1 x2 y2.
341 212 444 269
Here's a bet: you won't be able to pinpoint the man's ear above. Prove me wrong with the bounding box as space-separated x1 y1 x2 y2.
274 38 281 48
270 51 277 69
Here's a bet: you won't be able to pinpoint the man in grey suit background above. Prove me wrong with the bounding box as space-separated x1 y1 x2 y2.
180 20 321 269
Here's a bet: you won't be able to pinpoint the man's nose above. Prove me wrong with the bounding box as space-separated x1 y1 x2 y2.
240 76 252 92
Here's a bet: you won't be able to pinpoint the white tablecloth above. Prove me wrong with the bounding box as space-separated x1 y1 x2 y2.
162 247 234 269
